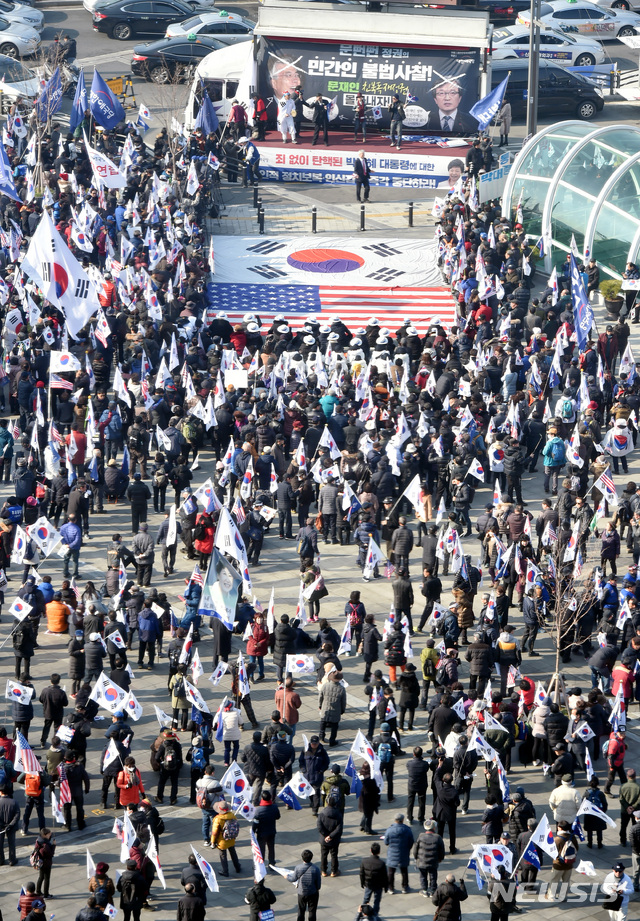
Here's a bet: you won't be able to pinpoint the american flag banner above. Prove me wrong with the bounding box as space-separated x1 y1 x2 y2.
15 729 41 773
205 236 455 333
58 762 72 804
250 828 267 882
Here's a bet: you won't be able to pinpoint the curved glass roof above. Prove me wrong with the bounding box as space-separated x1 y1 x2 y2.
502 121 640 279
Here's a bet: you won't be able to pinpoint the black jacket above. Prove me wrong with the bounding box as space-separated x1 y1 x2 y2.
465 641 493 677
176 894 206 921
317 804 343 844
39 684 68 722
273 622 296 667
242 741 272 780
406 755 430 794
413 830 445 869
359 854 388 890
543 710 570 748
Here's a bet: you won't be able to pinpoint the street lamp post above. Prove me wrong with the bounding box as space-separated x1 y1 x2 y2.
526 0 542 137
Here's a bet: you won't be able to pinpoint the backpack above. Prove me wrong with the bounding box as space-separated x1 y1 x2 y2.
29 842 43 869
0 763 7 787
222 816 239 840
348 603 361 628
163 744 178 770
94 881 110 904
378 741 393 764
25 772 42 798
154 468 168 488
172 677 185 699
436 662 449 686
298 535 313 557
191 747 207 770
561 400 573 421
184 422 197 442
558 838 578 868
196 787 211 809
168 646 181 669
120 875 136 905
549 439 565 466
128 428 143 452
194 520 207 541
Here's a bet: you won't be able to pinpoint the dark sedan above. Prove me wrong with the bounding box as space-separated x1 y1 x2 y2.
131 34 226 82
92 0 201 41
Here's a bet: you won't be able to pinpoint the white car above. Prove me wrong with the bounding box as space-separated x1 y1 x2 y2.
0 53 39 99
493 24 605 65
0 17 39 56
518 0 640 38
591 0 640 12
0 0 43 32
165 10 255 41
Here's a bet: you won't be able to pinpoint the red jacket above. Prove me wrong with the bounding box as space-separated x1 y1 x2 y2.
194 513 215 555
247 622 269 657
611 664 633 700
607 735 627 767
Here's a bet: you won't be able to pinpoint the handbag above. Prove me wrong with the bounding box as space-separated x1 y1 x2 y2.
315 512 323 531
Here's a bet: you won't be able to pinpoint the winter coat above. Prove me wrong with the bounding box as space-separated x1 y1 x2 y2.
242 742 272 780
549 783 582 823
211 808 238 849
383 821 414 868
272 622 296 667
384 625 406 667
601 529 620 561
530 703 550 739
406 755 430 794
116 767 144 806
318 680 346 723
398 671 420 708
299 743 330 786
317 804 343 845
222 707 243 741
433 775 460 822
275 686 302 727
391 525 414 557
413 830 445 869
132 531 154 564
246 622 269 657
465 641 493 677
431 880 468 921
544 710 570 748
361 622 382 663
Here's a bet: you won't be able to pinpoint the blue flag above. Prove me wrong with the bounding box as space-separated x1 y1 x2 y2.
88 454 99 482
36 66 63 122
536 235 545 258
522 840 541 870
344 753 362 797
469 76 510 131
0 141 20 202
70 69 87 133
90 69 125 129
278 785 302 811
121 445 130 478
195 88 219 135
570 253 594 351
571 817 585 842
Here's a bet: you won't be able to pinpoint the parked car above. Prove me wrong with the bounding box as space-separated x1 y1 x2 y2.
492 58 605 119
0 0 43 32
92 0 203 40
165 10 255 41
84 0 213 9
0 16 39 56
131 33 228 82
492 24 606 65
456 0 532 23
0 52 39 98
518 0 640 38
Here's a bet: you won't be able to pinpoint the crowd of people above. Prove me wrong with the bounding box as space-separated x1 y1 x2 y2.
0 107 639 921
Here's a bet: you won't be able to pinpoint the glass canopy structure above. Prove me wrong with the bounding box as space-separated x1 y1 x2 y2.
502 121 640 280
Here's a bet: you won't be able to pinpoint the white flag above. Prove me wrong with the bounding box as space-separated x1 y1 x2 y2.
5 679 33 704
529 813 559 858
468 458 485 481
285 654 315 676
89 672 128 713
191 648 204 685
124 691 142 721
9 597 32 622
190 846 219 892
103 738 121 771
146 832 166 889
221 761 251 802
49 350 81 372
153 704 173 728
87 848 96 880
576 860 597 877
85 134 127 189
183 678 211 713
209 661 229 686
21 210 100 338
577 797 617 828
51 791 65 825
